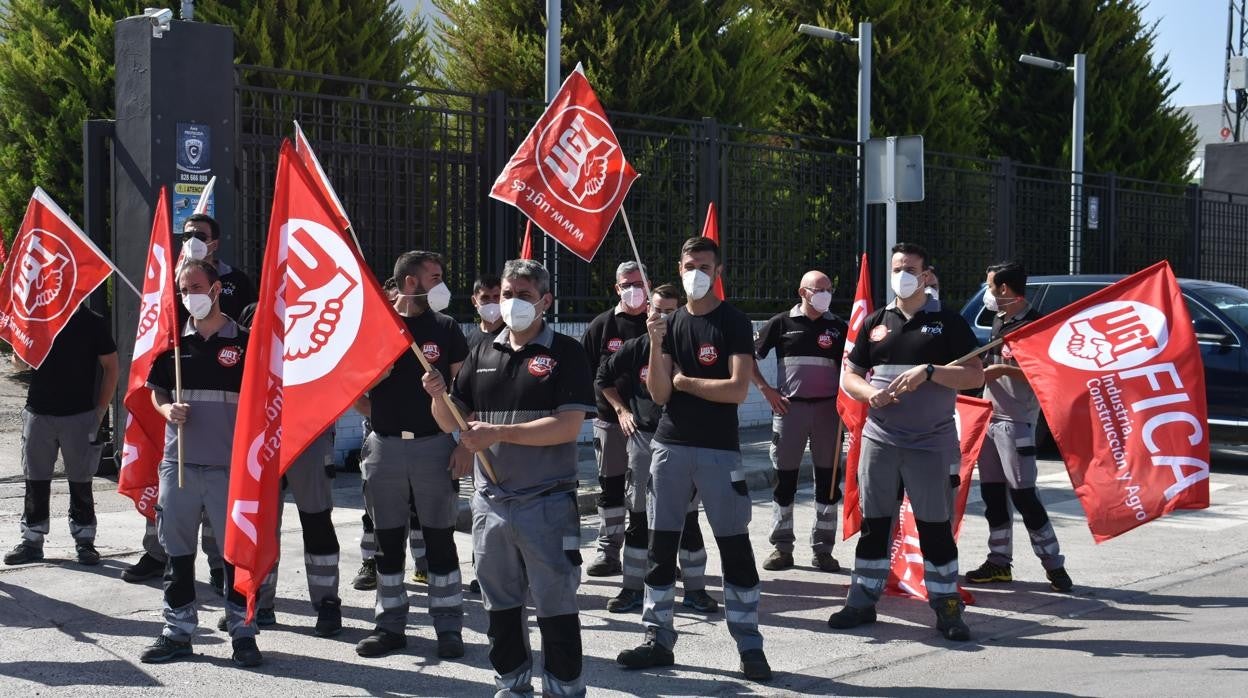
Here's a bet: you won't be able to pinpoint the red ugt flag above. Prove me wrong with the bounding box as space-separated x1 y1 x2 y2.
225 140 412 617
0 188 114 368
118 188 180 520
885 395 992 602
1005 261 1209 542
839 254 873 539
490 64 638 262
701 202 725 300
294 121 352 232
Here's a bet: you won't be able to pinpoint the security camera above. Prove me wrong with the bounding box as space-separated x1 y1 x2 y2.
1018 54 1066 71
144 8 173 38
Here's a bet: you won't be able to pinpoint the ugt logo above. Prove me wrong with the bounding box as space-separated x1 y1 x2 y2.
537 108 628 213
1049 301 1168 371
281 219 364 386
13 230 76 323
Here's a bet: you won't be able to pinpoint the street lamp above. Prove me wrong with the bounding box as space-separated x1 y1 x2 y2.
799 22 872 256
1020 52 1087 275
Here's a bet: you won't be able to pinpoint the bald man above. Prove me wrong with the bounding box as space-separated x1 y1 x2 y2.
752 271 849 573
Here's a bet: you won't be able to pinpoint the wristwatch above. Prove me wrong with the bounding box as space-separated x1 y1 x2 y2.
924 363 935 381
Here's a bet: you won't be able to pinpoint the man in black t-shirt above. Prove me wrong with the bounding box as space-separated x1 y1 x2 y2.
617 237 772 683
597 284 718 615
180 213 256 321
466 273 504 349
752 270 848 574
138 259 261 668
4 306 118 568
352 250 470 661
424 259 594 697
581 260 649 577
827 243 984 642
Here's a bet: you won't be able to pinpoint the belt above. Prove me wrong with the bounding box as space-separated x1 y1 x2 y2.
539 482 577 497
786 395 836 403
373 429 443 440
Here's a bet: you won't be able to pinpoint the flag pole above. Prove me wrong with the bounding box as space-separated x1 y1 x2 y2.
408 341 499 483
829 420 846 503
617 208 651 295
949 337 1003 367
174 344 184 488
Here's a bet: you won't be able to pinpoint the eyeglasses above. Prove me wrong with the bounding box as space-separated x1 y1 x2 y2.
182 231 210 242
802 287 830 294
617 281 645 290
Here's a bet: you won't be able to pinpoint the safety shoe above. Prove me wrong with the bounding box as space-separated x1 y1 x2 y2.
934 598 971 641
965 561 1012 584
209 567 225 596
468 578 481 594
314 599 342 637
682 589 720 613
231 637 263 668
140 635 192 664
437 631 465 659
352 558 377 591
761 549 793 571
122 552 164 582
4 542 43 566
1047 567 1074 593
616 629 675 669
585 555 622 577
811 552 840 573
411 567 428 584
739 648 773 681
356 628 407 658
827 604 877 630
255 607 276 627
75 541 101 566
607 587 644 613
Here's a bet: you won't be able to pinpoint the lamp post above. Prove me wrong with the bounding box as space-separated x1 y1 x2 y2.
798 22 872 256
1020 52 1086 275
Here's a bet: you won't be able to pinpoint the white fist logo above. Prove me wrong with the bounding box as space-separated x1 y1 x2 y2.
278 219 363 386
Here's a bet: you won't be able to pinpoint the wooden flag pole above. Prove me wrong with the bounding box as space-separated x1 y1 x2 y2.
173 344 185 488
829 419 846 503
949 337 1003 367
408 341 499 483
617 208 652 296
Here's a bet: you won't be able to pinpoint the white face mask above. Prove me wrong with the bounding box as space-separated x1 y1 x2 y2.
501 297 539 333
182 292 214 320
423 282 451 312
983 286 1017 313
619 286 646 310
477 302 501 324
682 269 712 301
808 290 832 313
926 287 940 301
181 236 208 261
890 270 921 300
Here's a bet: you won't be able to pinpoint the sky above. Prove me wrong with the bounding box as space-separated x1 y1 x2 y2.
399 0 1232 108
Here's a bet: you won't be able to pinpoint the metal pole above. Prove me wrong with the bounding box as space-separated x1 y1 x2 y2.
858 22 872 255
1070 53 1086 275
885 135 897 303
545 0 561 317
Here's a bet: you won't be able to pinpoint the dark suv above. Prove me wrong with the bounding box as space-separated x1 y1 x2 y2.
959 274 1248 445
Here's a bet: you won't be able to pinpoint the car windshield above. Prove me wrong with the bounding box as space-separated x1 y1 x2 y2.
1194 285 1248 334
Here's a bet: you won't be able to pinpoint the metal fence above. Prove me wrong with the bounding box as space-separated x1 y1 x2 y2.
235 65 1248 320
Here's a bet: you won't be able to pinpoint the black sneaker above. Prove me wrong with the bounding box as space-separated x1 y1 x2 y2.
140 635 192 664
616 630 675 669
352 559 377 591
607 588 644 613
231 637 263 668
4 542 43 566
965 560 1012 584
468 578 481 594
739 648 773 681
314 599 342 637
437 631 465 659
934 598 971 641
681 589 719 613
75 541 101 566
1047 567 1074 593
122 553 164 582
585 555 622 577
255 607 276 627
356 628 407 658
761 549 793 571
827 604 877 630
811 552 840 573
209 567 225 596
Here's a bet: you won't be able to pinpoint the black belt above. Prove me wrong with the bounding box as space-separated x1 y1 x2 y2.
373 429 442 440
786 395 837 403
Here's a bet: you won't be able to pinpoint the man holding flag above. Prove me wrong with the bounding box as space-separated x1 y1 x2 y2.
139 258 261 667
826 243 982 642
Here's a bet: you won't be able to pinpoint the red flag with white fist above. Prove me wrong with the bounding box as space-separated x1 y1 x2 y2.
0 188 114 368
490 64 638 262
224 140 411 618
118 187 181 520
1004 261 1209 542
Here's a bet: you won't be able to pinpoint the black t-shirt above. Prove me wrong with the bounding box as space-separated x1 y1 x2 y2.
654 302 754 451
26 307 117 416
466 323 504 350
368 310 469 437
596 334 661 432
581 307 648 422
217 263 257 321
